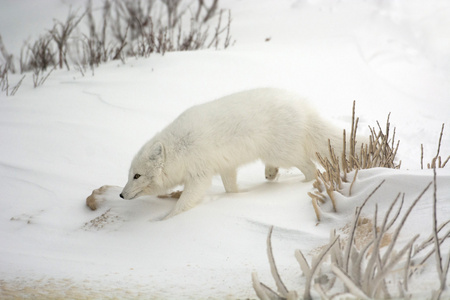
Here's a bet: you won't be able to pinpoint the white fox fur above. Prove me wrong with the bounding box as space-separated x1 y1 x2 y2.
120 88 357 218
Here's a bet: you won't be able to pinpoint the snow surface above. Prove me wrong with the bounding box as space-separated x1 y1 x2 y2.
1 0 450 298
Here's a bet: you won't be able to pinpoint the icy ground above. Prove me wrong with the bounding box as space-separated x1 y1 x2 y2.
1 0 449 298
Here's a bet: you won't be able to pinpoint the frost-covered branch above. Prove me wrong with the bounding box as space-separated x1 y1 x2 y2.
254 178 450 300
432 167 450 299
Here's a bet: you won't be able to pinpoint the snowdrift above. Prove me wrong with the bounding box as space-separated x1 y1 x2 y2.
1 0 449 298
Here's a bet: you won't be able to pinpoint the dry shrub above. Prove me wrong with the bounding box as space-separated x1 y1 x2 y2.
0 35 15 73
22 34 56 72
421 123 449 169
50 9 86 70
78 0 233 67
3 0 233 94
310 101 401 221
253 175 450 300
253 108 450 300
1 64 25 96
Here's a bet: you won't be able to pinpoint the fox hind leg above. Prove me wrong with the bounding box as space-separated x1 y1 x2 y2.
265 165 279 180
296 159 316 182
221 169 239 193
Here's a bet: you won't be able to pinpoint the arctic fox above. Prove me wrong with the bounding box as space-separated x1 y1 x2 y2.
120 88 352 218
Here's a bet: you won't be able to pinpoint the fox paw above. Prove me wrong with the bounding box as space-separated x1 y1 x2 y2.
265 166 279 180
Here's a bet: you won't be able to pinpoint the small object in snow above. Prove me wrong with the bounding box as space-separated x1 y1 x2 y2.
86 185 114 210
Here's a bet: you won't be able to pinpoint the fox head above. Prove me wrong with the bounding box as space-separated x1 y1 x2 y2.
120 142 165 200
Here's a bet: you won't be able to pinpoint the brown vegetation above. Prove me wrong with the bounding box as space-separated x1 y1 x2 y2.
310 101 401 221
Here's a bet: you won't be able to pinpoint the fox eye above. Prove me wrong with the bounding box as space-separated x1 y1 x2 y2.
133 174 141 180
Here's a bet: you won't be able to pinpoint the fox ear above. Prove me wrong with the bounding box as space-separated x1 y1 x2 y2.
149 142 165 162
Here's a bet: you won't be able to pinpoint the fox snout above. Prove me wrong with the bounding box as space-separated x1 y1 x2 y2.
119 192 132 199
120 190 135 200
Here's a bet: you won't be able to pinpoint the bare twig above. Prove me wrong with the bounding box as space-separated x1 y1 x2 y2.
0 35 15 73
300 235 339 300
348 169 358 196
50 9 87 69
421 144 424 169
251 272 282 300
422 124 449 169
344 180 385 273
266 226 289 297
10 75 26 96
253 226 298 300
32 66 54 88
2 72 26 96
331 265 370 299
381 182 432 266
435 124 445 163
432 167 450 299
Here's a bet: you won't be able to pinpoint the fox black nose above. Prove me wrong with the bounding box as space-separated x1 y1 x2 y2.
120 193 124 199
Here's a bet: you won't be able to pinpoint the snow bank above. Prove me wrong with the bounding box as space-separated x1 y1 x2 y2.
1 0 449 298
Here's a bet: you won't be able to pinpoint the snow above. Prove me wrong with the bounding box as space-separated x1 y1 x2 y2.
1 0 450 298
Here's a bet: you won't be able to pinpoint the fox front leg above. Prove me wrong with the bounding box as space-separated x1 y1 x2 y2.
164 176 211 219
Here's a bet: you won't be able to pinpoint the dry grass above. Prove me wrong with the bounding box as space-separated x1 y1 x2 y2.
253 176 450 300
1 37 25 95
422 123 450 169
0 67 25 96
310 101 401 221
1 0 233 95
82 208 122 231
